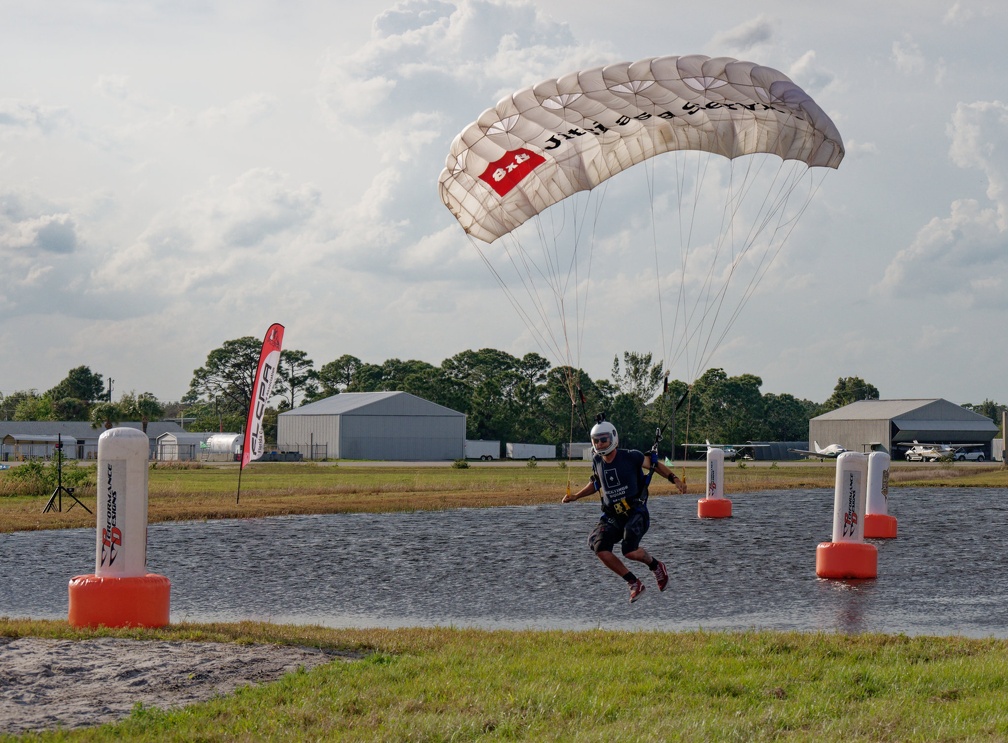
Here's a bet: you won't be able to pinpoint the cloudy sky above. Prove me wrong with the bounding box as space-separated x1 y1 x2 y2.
2 0 1006 407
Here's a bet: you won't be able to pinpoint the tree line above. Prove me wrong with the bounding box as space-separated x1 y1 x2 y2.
3 341 1004 452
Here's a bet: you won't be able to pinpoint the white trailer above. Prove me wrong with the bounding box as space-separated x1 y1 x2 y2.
563 442 593 460
464 439 501 460
505 442 557 460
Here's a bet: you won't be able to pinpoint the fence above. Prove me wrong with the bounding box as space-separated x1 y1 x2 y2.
4 442 330 463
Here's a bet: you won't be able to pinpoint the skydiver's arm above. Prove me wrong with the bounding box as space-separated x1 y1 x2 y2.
563 476 599 503
650 455 687 494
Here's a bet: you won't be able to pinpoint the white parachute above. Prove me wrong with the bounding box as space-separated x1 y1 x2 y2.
439 54 844 410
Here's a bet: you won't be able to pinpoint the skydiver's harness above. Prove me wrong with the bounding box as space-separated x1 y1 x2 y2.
591 428 662 520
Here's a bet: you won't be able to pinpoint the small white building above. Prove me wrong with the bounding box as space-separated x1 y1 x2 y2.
156 432 212 461
278 391 466 461
205 433 243 462
0 421 184 460
1 434 78 461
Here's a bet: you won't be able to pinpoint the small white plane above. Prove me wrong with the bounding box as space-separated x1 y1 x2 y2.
788 441 848 459
904 441 956 462
687 440 768 462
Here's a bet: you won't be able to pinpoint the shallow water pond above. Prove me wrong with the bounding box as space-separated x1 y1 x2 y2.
2 488 1006 636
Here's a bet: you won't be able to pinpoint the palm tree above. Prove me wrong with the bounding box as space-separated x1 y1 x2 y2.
120 391 164 433
89 401 122 430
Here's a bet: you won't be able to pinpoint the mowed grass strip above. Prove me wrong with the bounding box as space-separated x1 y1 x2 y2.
4 460 1008 534
2 619 1007 741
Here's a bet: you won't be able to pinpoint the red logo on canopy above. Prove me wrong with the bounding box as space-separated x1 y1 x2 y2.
479 148 545 197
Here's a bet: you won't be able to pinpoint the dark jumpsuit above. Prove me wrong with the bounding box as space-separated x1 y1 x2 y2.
586 448 652 556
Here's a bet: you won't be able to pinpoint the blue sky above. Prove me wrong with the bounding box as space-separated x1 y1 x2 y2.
2 0 1006 406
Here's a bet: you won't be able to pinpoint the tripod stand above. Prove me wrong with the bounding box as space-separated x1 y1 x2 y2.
43 435 92 514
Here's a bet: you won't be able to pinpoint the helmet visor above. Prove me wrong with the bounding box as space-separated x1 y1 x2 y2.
591 433 612 449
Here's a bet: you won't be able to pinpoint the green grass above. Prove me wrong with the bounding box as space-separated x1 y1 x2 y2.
4 460 1007 534
2 620 1007 741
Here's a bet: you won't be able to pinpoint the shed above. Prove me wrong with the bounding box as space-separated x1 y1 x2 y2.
0 421 185 460
810 399 999 458
205 433 242 462
277 391 466 461
156 432 212 461
1 434 78 461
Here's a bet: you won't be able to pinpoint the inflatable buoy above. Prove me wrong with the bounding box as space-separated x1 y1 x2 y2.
864 512 897 539
816 452 877 579
864 451 897 538
68 574 171 628
697 446 732 518
68 428 170 628
815 540 878 579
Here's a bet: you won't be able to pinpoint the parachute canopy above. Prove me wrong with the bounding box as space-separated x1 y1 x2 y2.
439 55 844 244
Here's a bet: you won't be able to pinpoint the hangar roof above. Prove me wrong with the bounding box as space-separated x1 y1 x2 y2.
814 398 995 425
812 398 998 445
281 391 464 418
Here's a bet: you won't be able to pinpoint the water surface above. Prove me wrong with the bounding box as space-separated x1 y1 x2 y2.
2 488 1005 636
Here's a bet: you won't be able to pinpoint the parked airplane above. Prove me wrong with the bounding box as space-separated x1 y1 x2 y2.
903 441 982 462
788 441 848 459
688 440 768 462
903 442 951 461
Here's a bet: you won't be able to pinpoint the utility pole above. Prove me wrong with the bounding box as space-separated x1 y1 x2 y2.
107 377 114 402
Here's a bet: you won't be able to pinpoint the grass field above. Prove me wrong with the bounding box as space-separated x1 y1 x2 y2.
2 618 1007 741
2 458 1006 534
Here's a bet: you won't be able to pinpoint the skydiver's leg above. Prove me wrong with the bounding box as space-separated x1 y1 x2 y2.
621 510 657 564
621 509 668 590
589 519 635 579
596 549 632 577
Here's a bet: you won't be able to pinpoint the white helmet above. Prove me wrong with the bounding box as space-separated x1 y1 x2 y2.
590 420 618 455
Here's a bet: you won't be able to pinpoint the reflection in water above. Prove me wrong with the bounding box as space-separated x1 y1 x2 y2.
819 580 875 634
1 488 1006 636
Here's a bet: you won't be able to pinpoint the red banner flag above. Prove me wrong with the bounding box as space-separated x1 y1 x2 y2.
241 323 284 470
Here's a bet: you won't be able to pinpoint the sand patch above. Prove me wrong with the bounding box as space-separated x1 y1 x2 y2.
0 636 343 734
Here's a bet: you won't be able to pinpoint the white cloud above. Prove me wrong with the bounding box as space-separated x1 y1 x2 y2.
891 36 926 74
948 100 1008 220
876 99 1008 308
842 140 879 158
0 99 70 136
943 1 975 26
709 15 776 56
787 50 836 96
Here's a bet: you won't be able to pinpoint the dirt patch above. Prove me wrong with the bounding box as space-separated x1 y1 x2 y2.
0 636 344 734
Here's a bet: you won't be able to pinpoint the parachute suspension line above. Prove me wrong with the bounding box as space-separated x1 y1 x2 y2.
576 181 609 367
496 231 570 364
652 155 832 465
663 148 720 385
660 151 827 389
683 152 766 380
686 112 838 369
704 162 828 360
642 152 671 395
467 241 562 368
693 158 828 377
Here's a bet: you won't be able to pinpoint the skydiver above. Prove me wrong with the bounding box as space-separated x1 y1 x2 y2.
562 417 686 603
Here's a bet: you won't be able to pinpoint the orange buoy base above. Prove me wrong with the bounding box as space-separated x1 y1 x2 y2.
815 541 877 580
864 513 898 539
68 573 171 628
697 497 732 519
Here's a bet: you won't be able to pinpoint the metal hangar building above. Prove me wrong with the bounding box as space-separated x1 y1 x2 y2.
277 391 466 461
809 398 999 459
